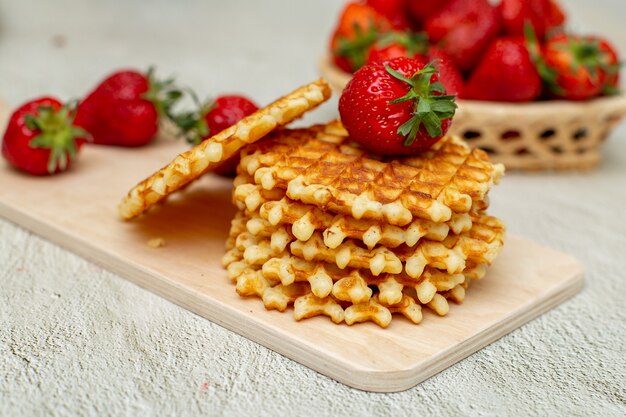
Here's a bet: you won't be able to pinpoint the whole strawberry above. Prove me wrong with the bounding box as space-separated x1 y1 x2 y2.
407 0 450 26
596 38 621 95
464 37 542 102
205 96 259 138
74 68 181 146
501 0 566 40
330 2 392 73
428 47 464 97
365 35 464 97
339 57 457 155
538 34 618 100
2 97 87 175
366 0 411 30
365 31 429 65
425 0 501 72
172 94 259 176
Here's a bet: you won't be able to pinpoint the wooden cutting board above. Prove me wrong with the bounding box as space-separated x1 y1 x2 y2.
0 101 583 392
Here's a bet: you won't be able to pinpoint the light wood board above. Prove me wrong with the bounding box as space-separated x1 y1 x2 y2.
0 102 584 392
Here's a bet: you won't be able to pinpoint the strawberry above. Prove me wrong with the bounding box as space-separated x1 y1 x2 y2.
2 97 87 175
595 38 621 95
330 2 393 73
74 68 181 147
428 47 464 97
206 96 259 136
407 0 450 26
464 37 541 102
545 1 566 31
339 57 457 155
535 34 617 100
501 0 566 40
425 0 502 72
365 34 464 97
171 94 259 176
365 31 429 65
366 0 411 30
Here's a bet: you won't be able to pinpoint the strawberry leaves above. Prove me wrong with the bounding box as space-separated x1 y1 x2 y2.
143 67 184 120
25 103 88 173
376 31 429 58
168 95 213 146
525 22 562 95
386 62 457 145
335 20 381 71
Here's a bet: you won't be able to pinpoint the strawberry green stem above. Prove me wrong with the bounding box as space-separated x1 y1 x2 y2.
386 61 457 146
525 22 562 95
140 68 209 145
142 67 184 120
25 103 88 173
168 89 214 146
376 31 429 58
334 19 380 71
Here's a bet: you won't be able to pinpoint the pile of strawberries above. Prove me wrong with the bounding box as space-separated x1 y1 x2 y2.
1 69 258 175
330 0 621 103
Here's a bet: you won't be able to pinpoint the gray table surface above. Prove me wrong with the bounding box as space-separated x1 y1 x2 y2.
1 1 625 416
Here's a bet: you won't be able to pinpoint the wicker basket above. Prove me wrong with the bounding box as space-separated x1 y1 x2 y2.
319 54 626 170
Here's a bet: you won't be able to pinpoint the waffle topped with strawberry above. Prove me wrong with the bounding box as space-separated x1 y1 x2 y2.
218 58 505 327
225 116 505 327
120 52 506 327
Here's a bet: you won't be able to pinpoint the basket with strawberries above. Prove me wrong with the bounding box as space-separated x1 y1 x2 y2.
320 0 626 170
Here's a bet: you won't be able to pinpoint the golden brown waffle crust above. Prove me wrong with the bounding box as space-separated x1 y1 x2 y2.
239 123 505 226
118 79 332 220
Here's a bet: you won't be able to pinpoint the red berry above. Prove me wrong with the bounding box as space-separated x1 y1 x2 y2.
205 95 259 177
464 37 542 102
169 94 259 176
501 0 566 40
538 34 617 100
425 0 502 72
366 0 411 29
205 95 259 135
2 97 87 175
527 31 620 100
596 38 621 94
339 57 456 155
330 2 393 73
365 31 429 65
74 69 181 146
407 0 450 25
428 47 464 97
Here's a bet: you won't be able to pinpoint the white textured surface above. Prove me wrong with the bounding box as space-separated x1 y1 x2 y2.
1 0 625 415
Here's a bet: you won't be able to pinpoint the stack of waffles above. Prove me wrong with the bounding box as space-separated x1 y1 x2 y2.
223 120 506 328
118 78 506 328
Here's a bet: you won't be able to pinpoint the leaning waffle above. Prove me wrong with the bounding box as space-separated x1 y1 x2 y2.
239 121 504 226
118 79 331 220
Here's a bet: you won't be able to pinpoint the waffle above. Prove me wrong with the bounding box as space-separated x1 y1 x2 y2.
260 196 462 243
118 79 332 220
239 121 504 226
221 110 504 327
241 207 457 251
258 255 486 304
224 254 484 328
237 191 474 249
230 211 504 278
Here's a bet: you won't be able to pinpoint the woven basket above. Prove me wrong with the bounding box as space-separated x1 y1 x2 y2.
319 54 626 171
